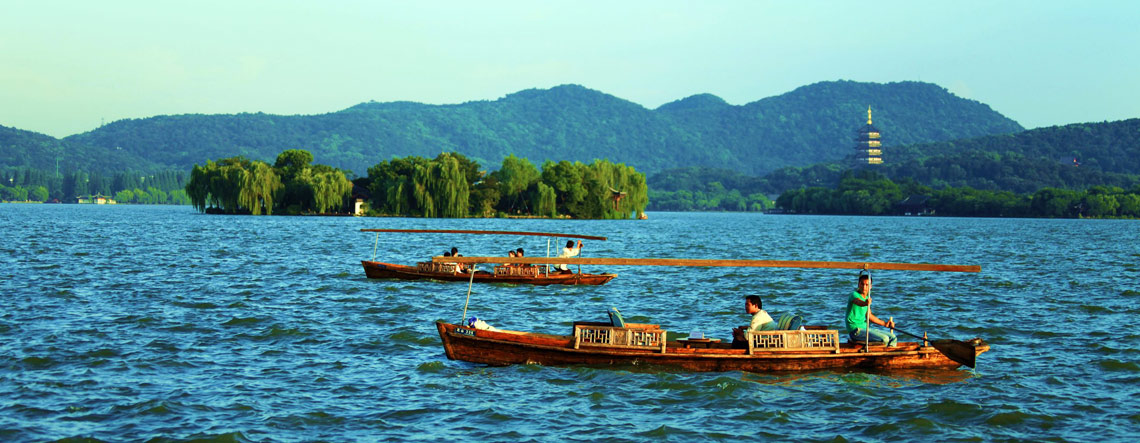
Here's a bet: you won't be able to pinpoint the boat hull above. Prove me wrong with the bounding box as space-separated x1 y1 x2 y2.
436 322 989 372
362 261 616 286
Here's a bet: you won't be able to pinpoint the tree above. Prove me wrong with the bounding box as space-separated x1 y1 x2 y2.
30 186 49 202
492 155 540 214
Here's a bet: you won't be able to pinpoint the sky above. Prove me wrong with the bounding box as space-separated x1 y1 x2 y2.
2 0 1138 138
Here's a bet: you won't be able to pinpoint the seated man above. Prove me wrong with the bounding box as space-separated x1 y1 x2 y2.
731 295 775 348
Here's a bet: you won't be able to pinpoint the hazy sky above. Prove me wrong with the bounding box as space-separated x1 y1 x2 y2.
2 1 1137 138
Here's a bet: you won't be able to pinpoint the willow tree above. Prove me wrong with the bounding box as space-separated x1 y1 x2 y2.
558 159 648 219
532 182 557 218
428 153 470 218
367 156 429 215
239 161 283 215
310 167 353 214
186 158 247 213
186 162 213 212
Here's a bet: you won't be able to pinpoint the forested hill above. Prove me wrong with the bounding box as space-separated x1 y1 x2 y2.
0 125 159 173
20 80 1020 176
655 81 1022 173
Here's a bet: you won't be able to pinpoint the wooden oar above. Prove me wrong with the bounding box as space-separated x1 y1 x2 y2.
893 328 978 368
436 256 981 273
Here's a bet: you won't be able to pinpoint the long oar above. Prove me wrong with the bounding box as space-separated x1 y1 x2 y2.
892 328 977 368
438 257 981 273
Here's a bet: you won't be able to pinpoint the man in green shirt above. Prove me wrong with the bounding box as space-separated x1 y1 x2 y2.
846 274 897 347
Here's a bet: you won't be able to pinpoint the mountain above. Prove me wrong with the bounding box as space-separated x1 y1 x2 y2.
0 125 159 173
4 81 1023 177
656 81 1024 173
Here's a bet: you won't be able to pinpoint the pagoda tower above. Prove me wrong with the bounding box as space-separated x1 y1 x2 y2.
853 106 883 166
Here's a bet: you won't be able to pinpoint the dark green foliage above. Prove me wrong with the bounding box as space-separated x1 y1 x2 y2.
185 150 352 215
1 166 187 203
775 173 1140 219
363 153 647 219
0 124 161 173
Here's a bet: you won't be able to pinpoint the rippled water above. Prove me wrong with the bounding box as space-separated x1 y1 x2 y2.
2 204 1138 441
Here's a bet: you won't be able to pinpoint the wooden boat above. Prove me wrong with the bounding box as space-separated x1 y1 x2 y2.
434 256 989 373
360 260 616 285
359 229 617 286
436 321 989 372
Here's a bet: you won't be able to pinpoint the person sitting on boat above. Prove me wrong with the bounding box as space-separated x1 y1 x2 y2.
731 295 775 348
506 250 517 267
846 273 897 347
442 251 463 274
450 247 469 273
555 240 582 274
515 248 528 267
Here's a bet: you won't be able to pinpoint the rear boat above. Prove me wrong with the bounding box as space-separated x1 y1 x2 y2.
435 256 989 373
360 229 617 286
360 260 616 285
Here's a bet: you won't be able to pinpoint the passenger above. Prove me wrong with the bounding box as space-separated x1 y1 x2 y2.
846 273 897 347
515 248 528 268
505 250 517 267
450 247 469 273
555 240 582 274
731 295 775 349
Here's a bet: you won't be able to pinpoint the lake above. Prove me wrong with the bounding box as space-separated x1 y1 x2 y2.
2 204 1138 441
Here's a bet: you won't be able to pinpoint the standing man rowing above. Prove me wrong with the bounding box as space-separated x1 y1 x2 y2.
846 273 897 347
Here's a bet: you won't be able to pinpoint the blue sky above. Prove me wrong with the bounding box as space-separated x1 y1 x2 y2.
2 0 1137 138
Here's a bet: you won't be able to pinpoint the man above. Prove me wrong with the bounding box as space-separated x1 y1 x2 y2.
732 295 775 348
555 240 582 274
846 274 897 347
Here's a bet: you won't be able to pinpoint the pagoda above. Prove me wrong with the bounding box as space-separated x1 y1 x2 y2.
853 106 883 166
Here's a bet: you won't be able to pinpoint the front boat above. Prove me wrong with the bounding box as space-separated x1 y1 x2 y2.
436 321 989 373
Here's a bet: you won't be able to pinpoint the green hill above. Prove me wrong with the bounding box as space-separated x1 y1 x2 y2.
0 124 159 173
31 81 1021 177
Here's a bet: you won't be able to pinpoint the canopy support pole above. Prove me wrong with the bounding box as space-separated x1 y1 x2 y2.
863 266 871 353
461 264 477 325
372 232 379 261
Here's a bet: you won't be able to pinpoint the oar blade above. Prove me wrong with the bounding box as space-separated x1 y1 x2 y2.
931 339 976 368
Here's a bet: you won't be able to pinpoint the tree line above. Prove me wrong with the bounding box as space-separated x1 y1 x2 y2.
0 166 189 204
364 152 647 219
185 150 648 219
776 170 1140 218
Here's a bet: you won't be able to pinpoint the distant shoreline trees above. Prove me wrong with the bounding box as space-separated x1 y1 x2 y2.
0 167 189 204
775 170 1140 219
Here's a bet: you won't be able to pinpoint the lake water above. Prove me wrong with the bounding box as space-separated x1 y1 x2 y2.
2 204 1138 441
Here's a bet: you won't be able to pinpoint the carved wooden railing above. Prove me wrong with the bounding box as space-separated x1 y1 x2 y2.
748 329 840 355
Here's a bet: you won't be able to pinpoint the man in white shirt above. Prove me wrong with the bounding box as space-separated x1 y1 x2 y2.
731 295 775 348
555 240 582 273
